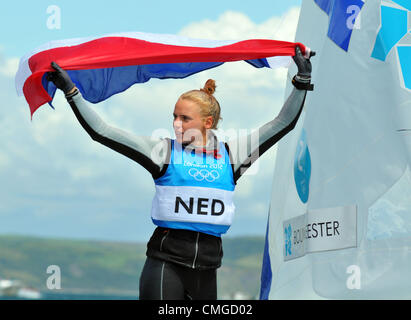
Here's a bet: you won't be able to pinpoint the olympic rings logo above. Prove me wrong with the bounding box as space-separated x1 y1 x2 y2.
188 168 220 182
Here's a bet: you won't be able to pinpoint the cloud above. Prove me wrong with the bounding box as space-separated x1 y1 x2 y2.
179 8 300 41
178 8 300 92
0 53 19 78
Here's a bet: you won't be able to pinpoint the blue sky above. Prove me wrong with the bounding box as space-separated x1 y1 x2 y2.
0 0 302 242
1 0 302 56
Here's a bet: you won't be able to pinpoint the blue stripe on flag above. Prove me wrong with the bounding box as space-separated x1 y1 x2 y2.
44 59 269 104
42 73 56 109
72 62 224 103
245 58 270 68
259 216 272 300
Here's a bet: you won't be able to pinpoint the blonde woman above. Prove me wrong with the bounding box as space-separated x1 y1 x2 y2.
47 46 314 300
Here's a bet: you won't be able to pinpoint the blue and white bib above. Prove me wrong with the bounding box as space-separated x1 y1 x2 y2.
151 139 236 237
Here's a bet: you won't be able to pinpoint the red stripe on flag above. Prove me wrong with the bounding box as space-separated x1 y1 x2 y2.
23 73 52 117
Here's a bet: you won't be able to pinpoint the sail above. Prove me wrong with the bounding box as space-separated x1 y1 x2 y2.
261 0 411 299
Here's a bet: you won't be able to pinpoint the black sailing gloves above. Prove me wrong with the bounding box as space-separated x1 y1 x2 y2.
292 46 315 91
46 62 76 95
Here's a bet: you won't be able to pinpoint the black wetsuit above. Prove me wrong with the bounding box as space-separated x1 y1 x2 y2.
65 85 307 300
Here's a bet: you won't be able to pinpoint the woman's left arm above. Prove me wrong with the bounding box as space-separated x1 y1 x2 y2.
227 46 314 183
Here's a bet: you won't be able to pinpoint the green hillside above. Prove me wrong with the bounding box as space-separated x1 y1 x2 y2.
0 234 265 299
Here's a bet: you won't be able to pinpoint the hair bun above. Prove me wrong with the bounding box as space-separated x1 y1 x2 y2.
202 79 216 95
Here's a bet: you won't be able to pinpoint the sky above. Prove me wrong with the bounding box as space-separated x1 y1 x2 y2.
0 0 303 243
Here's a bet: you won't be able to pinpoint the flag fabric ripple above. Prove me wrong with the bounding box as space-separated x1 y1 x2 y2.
15 31 309 117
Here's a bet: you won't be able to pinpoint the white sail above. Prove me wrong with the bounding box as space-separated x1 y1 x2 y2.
260 0 411 299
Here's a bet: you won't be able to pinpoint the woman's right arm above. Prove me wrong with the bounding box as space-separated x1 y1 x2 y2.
65 88 169 179
46 62 169 178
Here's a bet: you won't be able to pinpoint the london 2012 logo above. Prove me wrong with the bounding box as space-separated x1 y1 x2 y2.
284 224 292 257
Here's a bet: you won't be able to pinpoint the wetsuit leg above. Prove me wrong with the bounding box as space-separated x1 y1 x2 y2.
139 257 185 300
182 268 217 300
139 257 218 300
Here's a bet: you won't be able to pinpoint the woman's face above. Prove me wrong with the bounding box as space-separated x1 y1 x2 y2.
173 98 213 145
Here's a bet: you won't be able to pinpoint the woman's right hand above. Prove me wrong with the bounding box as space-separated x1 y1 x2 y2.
46 62 76 95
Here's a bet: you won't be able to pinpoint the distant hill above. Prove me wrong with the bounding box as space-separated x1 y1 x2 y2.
0 234 265 299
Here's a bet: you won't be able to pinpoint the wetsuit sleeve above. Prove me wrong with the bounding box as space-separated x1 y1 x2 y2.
65 89 169 179
227 87 307 183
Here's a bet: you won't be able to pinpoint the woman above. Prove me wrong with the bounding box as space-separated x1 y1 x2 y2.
46 46 314 300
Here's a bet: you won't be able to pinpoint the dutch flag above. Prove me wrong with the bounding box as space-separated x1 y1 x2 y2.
15 31 310 117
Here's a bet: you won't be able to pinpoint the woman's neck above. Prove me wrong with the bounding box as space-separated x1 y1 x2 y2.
197 134 208 147
183 131 212 148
